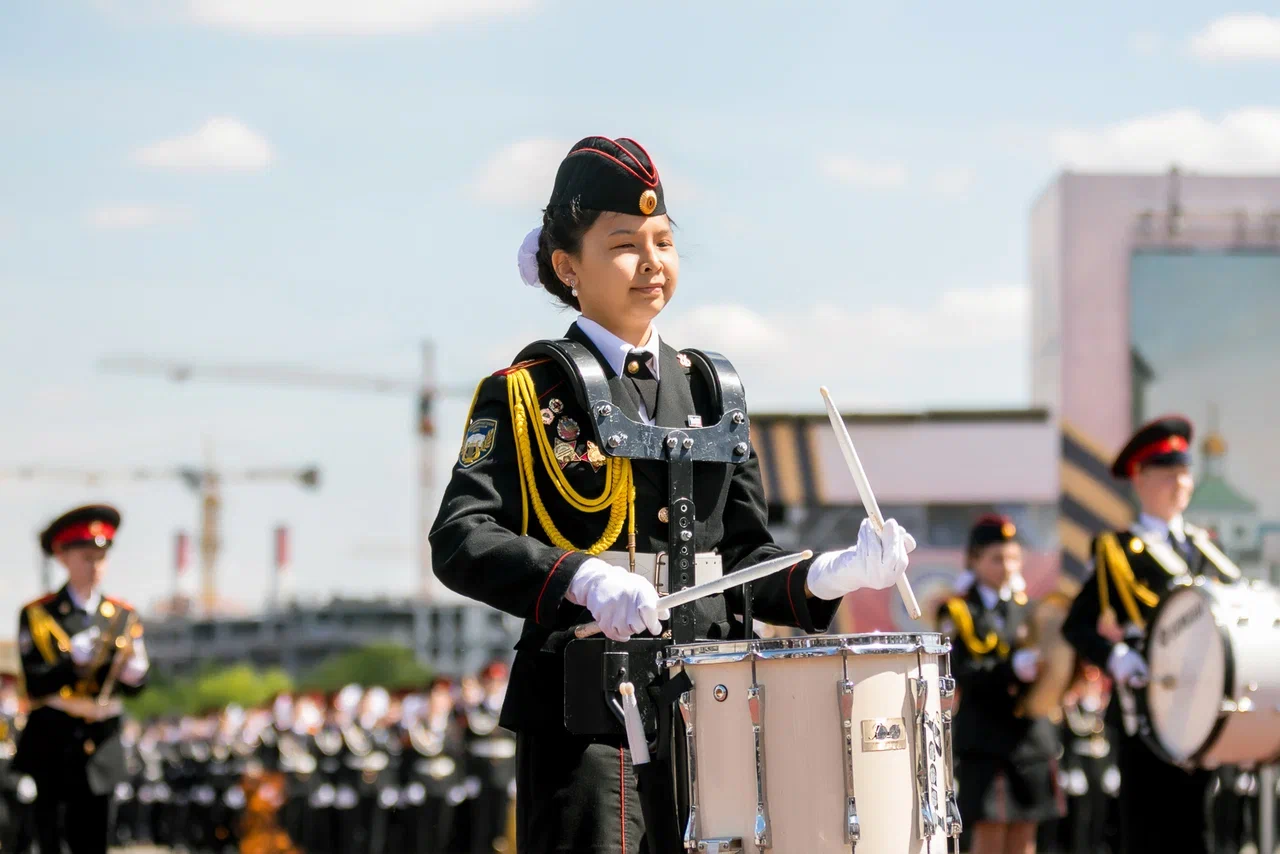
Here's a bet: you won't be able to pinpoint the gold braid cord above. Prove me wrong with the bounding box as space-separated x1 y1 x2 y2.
944 597 1009 658
1095 533 1159 631
25 604 70 665
506 368 635 555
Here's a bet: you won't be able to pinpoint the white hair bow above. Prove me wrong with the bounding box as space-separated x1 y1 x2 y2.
517 226 542 288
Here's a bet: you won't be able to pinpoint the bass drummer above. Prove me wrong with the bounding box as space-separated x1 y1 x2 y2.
1061 415 1240 854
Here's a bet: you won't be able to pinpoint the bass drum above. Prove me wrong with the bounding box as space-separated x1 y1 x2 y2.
1142 577 1280 768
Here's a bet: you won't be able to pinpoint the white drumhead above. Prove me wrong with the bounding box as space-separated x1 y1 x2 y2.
1145 586 1225 763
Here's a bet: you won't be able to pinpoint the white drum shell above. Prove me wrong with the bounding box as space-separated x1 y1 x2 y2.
668 633 951 854
1145 579 1280 768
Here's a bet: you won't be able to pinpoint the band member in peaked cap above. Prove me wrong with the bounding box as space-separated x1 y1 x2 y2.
430 135 919 852
937 515 1064 854
15 504 150 854
1062 415 1241 854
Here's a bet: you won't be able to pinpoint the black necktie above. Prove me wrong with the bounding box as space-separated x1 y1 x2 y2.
622 352 658 417
1169 531 1191 562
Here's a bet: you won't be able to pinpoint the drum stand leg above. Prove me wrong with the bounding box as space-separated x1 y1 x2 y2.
1261 764 1276 854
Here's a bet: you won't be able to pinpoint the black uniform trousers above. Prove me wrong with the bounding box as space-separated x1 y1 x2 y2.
32 774 112 854
516 727 646 854
1116 731 1212 854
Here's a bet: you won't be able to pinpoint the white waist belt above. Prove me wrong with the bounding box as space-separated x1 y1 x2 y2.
598 552 722 595
41 695 123 722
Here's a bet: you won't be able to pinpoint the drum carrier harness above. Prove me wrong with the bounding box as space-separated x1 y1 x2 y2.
514 337 752 850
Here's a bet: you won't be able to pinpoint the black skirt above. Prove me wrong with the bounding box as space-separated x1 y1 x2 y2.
957 753 1066 825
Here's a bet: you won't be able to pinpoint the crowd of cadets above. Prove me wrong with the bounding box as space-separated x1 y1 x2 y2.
0 665 518 853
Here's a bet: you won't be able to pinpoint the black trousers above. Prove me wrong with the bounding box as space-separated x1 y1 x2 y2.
1117 733 1212 853
32 776 111 854
516 728 648 854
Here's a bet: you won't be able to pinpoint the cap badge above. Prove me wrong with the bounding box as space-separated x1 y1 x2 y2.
1001 522 1016 539
638 190 658 216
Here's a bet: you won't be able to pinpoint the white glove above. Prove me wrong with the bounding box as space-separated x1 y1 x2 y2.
120 639 149 687
567 559 670 641
69 626 100 667
1107 643 1149 687
1012 649 1041 683
806 518 918 600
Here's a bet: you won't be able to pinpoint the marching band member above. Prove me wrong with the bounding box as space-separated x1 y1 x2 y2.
937 515 1063 854
1061 415 1240 854
14 504 150 854
430 135 917 852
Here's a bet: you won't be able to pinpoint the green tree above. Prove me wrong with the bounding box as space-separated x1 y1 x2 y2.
298 643 432 693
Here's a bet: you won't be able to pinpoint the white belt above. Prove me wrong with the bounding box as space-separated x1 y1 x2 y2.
41 695 123 722
598 552 722 595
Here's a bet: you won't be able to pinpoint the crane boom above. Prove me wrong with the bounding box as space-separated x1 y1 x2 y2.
97 354 474 397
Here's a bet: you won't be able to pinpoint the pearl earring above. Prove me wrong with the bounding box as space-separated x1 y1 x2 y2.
571 288 579 297
568 279 578 297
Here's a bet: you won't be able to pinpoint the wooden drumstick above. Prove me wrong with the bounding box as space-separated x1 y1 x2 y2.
819 386 922 620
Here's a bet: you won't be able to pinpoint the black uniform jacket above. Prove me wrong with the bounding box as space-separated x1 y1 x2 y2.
14 584 147 794
430 323 840 731
939 587 1057 762
1061 521 1240 672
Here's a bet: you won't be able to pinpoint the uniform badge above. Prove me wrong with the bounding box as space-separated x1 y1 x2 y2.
585 441 606 471
677 353 691 368
554 441 577 469
59 602 70 615
548 399 564 414
459 419 499 468
556 417 580 442
639 189 658 216
101 601 116 618
541 408 554 426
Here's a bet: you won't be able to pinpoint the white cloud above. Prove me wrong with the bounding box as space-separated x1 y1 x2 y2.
86 204 193 230
819 154 908 189
931 166 975 197
1190 14 1280 62
188 0 536 35
663 286 1029 409
133 117 273 173
1050 108 1280 172
1130 31 1164 57
470 138 568 207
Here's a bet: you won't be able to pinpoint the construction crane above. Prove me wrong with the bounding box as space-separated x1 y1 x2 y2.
97 342 476 602
1 442 319 615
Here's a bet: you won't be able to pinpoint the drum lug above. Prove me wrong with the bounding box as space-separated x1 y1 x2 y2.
939 675 963 840
838 680 861 847
747 686 772 849
679 692 701 850
909 677 941 841
693 838 743 853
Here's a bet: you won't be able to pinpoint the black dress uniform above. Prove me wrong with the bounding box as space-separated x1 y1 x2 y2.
1061 416 1240 854
430 136 841 853
937 516 1063 829
14 504 148 854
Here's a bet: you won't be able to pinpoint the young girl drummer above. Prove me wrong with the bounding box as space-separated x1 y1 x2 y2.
431 136 917 852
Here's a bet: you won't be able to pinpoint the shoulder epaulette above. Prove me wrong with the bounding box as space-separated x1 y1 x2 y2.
492 358 551 378
104 595 134 611
23 593 56 609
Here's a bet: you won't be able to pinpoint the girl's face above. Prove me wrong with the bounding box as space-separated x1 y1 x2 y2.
553 213 678 341
968 541 1022 591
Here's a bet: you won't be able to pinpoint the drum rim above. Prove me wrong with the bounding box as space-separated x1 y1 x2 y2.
1138 577 1234 768
664 631 949 666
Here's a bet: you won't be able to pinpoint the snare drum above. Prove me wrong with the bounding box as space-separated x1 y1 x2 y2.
664 632 959 853
1142 577 1280 768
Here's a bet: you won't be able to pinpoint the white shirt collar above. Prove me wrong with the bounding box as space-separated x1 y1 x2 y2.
1137 513 1185 542
66 585 102 614
575 317 661 381
976 584 1000 611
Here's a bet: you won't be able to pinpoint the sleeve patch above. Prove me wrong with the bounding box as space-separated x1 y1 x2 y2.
459 418 499 468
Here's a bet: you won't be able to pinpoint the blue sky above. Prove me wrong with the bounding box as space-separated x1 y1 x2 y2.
2 1 1278 626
